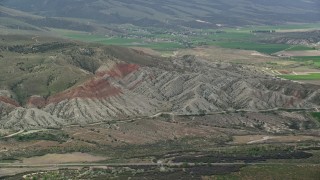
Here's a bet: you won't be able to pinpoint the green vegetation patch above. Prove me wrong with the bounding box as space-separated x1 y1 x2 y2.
13 131 69 143
286 46 315 51
232 23 320 32
65 33 109 42
51 24 318 55
212 164 320 180
311 112 320 123
279 73 320 80
63 33 183 51
207 32 254 40
291 56 320 68
212 41 290 54
142 42 184 51
65 33 143 45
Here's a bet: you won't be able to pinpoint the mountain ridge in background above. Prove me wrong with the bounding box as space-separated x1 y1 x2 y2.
1 0 320 29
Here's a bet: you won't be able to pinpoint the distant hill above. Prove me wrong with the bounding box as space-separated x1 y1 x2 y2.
0 5 98 32
1 0 320 28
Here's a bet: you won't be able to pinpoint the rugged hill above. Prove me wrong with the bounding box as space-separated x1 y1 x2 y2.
1 35 320 129
261 30 320 46
1 0 320 28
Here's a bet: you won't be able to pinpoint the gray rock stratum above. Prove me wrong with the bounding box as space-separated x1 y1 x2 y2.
1 54 320 129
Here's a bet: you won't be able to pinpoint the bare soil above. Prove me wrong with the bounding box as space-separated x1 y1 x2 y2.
276 50 320 57
233 135 320 144
21 152 107 164
0 167 59 178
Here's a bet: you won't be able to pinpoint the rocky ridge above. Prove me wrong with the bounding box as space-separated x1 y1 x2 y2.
1 53 320 129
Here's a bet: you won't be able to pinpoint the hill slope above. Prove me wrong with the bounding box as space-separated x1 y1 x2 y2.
0 5 99 32
1 35 320 129
1 0 320 28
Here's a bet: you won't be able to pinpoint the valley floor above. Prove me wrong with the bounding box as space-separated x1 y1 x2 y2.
1 109 320 179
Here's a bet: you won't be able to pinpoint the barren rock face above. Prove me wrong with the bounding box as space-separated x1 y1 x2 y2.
0 96 20 108
27 96 46 109
262 30 320 46
1 54 320 129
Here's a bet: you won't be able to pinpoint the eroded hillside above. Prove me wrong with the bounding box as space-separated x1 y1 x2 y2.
1 35 320 129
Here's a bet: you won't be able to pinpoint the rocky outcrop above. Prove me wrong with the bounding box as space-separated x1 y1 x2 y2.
0 108 64 129
262 30 320 46
27 96 46 109
1 56 320 129
0 96 20 107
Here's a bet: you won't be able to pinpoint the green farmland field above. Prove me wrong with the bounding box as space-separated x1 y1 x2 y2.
212 164 320 180
226 23 320 33
211 41 290 54
286 46 315 51
51 23 319 54
291 56 320 68
143 42 184 50
208 32 254 40
65 34 143 45
60 32 184 51
280 73 320 80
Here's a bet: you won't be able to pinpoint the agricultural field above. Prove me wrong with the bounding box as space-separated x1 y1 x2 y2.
65 34 144 46
279 73 320 80
210 41 290 54
211 164 320 180
51 28 185 51
48 22 320 55
286 46 315 51
225 23 320 33
291 56 320 68
264 56 320 83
